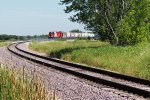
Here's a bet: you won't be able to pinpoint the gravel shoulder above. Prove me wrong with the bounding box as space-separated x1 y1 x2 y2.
0 44 147 100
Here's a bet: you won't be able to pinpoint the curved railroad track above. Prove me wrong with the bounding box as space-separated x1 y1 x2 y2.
8 42 150 98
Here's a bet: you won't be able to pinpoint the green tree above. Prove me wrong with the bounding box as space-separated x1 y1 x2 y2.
116 0 150 45
70 29 82 33
61 0 150 45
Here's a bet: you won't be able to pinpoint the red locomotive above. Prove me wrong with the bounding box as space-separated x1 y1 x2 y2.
48 31 63 38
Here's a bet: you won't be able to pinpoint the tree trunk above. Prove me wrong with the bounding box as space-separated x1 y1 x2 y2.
104 0 119 45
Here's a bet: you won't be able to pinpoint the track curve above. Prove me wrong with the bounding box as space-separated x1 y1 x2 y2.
8 42 150 98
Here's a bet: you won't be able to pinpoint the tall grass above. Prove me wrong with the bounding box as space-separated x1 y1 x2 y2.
0 41 10 47
0 64 56 100
29 40 150 80
29 40 107 57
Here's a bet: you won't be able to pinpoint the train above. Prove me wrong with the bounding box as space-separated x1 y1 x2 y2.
48 31 95 38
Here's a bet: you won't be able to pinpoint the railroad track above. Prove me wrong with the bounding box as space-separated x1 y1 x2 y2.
8 42 150 98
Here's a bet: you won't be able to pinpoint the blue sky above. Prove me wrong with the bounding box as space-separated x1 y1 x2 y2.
0 0 85 35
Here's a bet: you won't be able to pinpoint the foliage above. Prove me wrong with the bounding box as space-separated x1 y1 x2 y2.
0 34 48 41
0 34 18 41
69 29 82 33
60 0 150 45
29 41 150 79
116 0 150 45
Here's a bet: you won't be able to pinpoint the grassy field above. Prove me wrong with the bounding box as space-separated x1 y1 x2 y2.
29 40 150 80
0 41 10 47
0 64 56 100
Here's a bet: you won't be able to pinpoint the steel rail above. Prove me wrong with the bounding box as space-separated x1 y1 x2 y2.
7 43 150 98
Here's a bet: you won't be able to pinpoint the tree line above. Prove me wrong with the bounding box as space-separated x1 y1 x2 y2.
0 34 48 41
61 0 150 45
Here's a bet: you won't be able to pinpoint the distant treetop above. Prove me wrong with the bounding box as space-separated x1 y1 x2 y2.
70 29 82 33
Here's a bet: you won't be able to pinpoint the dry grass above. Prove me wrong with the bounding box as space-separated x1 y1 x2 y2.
0 64 58 100
0 41 10 47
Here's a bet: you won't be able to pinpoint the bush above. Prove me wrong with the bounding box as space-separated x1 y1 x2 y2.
116 19 149 45
116 0 150 45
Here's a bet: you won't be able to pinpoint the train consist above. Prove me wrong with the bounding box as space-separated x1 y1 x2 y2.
48 31 95 38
